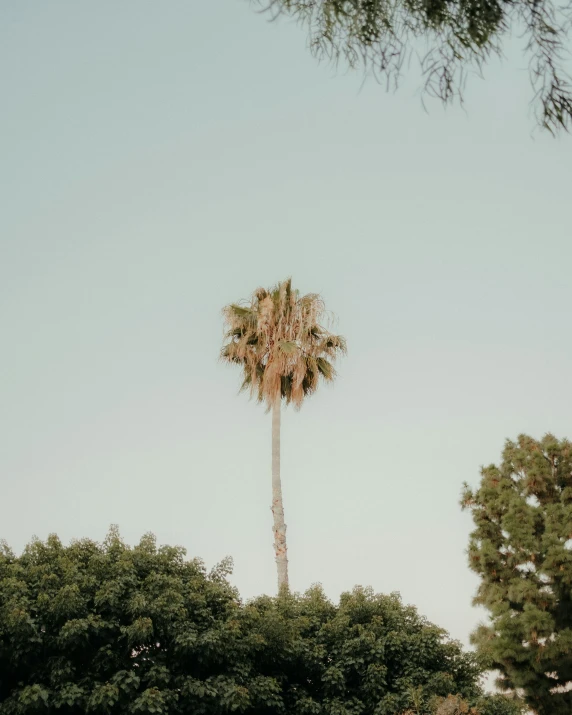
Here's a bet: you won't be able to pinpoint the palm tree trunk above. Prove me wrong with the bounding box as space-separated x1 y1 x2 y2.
271 396 289 591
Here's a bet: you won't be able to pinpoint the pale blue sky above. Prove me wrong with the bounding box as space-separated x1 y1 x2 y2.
1 0 572 657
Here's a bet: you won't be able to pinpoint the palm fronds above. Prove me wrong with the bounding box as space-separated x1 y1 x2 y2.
221 279 346 409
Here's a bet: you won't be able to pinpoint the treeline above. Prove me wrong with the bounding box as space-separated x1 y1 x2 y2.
0 529 519 715
3 433 572 714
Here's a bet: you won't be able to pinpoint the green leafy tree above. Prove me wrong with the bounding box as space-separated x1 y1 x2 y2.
1 529 522 714
254 0 572 133
221 278 346 591
249 587 522 715
462 433 572 714
0 528 244 715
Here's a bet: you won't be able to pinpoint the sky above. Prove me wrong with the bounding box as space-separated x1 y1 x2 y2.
2 0 572 662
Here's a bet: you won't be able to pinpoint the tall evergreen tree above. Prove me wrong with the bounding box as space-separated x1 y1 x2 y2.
462 433 572 715
221 279 346 590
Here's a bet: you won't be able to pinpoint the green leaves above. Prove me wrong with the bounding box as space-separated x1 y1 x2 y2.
87 683 120 712
278 340 298 355
316 357 334 380
0 529 521 715
463 434 572 715
111 671 141 694
129 688 172 714
18 685 49 710
53 683 85 709
57 614 108 648
0 529 238 715
123 617 154 646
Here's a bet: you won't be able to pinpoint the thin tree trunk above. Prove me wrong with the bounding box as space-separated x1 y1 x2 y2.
271 396 289 591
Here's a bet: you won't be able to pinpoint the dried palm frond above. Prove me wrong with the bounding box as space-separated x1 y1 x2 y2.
221 278 346 410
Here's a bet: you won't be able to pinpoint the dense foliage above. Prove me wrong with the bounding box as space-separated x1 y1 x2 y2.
463 433 572 714
255 0 572 132
1 530 521 714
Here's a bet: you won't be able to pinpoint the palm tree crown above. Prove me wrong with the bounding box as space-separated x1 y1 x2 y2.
221 278 346 409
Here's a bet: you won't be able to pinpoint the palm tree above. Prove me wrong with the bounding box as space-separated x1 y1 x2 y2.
221 278 346 591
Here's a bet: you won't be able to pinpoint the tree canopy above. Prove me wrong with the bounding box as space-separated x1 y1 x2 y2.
0 529 523 714
221 278 346 410
254 0 572 133
463 434 572 715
